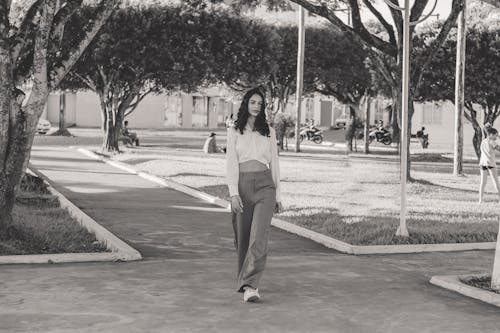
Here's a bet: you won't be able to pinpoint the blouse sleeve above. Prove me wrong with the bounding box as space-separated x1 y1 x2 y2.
269 127 281 202
226 128 240 197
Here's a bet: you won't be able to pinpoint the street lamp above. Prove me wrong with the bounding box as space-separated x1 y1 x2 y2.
380 0 437 237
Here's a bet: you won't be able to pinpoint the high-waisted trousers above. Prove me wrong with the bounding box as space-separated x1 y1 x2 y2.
232 169 276 292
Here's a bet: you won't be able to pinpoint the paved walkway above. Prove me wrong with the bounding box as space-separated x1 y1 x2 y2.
1 145 499 332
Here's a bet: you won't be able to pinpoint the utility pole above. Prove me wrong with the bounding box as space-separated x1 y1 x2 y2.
381 0 438 237
454 0 466 176
294 6 305 153
395 0 410 237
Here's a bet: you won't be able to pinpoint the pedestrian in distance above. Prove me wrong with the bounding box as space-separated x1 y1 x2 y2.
226 87 283 303
203 132 218 154
479 125 500 203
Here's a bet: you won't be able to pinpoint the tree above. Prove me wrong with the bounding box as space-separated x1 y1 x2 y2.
63 4 277 152
203 8 277 106
242 0 463 180
210 0 465 180
62 5 214 152
416 22 500 158
0 1 120 232
264 25 298 122
303 26 371 151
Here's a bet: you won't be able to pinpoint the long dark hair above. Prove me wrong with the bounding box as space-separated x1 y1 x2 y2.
234 87 270 137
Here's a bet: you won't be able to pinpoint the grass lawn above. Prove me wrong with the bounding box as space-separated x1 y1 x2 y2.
103 144 499 246
460 276 500 295
0 174 108 255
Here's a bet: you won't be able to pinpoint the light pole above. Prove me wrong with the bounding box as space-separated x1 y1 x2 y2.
381 0 438 237
454 0 466 176
294 6 306 153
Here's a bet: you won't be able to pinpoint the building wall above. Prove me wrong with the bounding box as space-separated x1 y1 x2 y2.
39 89 484 153
126 94 165 129
412 100 479 151
75 91 101 127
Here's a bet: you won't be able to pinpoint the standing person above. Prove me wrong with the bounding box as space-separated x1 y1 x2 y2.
416 126 429 149
225 114 234 128
226 87 283 303
479 126 500 203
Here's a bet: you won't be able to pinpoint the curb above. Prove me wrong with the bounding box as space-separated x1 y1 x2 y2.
3 166 143 265
430 274 500 308
76 147 496 255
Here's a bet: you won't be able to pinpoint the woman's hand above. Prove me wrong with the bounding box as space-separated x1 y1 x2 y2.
275 202 283 214
231 195 244 213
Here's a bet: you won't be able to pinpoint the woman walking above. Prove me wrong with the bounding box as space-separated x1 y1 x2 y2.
226 87 283 302
479 125 500 203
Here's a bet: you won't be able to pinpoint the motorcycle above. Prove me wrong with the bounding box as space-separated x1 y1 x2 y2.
368 126 392 145
418 133 429 149
298 126 323 144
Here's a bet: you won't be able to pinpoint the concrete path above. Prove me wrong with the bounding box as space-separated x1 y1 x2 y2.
1 145 499 332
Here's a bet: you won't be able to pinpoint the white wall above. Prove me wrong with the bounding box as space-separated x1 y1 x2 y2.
75 91 101 127
412 101 478 152
126 93 165 129
73 91 166 128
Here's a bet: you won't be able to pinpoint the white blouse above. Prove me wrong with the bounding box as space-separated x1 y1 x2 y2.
226 123 281 202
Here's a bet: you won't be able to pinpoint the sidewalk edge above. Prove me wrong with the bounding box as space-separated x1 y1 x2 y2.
25 165 142 263
0 252 127 265
430 274 500 307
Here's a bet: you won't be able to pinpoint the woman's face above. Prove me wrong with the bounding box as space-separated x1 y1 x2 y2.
248 94 263 117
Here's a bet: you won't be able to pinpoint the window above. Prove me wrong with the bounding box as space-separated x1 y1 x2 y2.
192 96 207 128
422 103 442 125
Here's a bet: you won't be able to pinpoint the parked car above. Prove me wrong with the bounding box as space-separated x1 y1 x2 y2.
36 119 51 134
334 117 348 129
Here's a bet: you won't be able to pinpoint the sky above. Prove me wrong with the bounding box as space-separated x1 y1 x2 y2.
341 1 452 25
251 1 455 27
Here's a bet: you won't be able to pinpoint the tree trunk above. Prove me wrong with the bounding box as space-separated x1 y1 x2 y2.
99 91 135 153
454 1 466 176
1 99 44 234
406 99 414 181
346 105 359 152
59 92 66 130
0 172 16 231
472 126 482 159
391 88 401 145
102 109 120 152
52 92 72 136
364 96 371 154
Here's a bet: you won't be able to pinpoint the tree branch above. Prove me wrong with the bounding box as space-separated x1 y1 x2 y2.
288 0 396 57
361 0 396 45
387 0 403 38
409 0 430 35
49 0 121 90
10 0 45 62
413 0 464 93
50 0 83 48
75 73 96 91
27 1 57 109
0 1 11 38
125 89 152 117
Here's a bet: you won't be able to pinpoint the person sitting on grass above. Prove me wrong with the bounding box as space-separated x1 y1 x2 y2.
203 132 218 154
479 125 500 203
121 120 139 147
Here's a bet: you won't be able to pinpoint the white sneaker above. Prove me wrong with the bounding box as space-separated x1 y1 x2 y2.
243 287 260 302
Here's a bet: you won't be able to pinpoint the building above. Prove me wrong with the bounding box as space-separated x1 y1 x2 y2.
42 89 482 152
